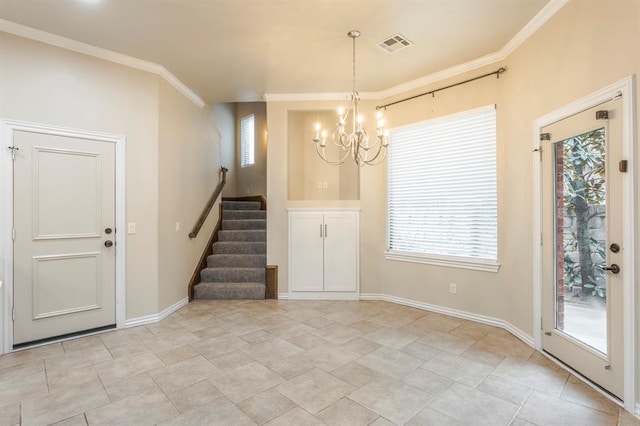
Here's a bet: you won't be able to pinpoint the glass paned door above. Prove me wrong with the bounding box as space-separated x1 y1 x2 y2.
541 98 623 399
553 128 607 354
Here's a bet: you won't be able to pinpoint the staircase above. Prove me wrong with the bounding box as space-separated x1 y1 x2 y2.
194 200 266 300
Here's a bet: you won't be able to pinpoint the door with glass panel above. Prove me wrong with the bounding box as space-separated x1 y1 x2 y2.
541 98 623 398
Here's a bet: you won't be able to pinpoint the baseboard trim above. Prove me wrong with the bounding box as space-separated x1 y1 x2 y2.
125 297 188 328
636 403 640 419
277 293 289 300
360 293 534 347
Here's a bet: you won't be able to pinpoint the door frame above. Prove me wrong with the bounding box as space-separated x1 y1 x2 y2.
0 120 126 354
532 76 636 412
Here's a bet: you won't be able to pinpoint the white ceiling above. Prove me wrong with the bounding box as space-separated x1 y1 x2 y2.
0 0 551 103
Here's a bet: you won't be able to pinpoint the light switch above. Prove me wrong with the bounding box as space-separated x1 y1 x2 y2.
175 222 181 232
127 223 136 234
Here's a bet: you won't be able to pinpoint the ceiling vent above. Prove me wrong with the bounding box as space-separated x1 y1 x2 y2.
377 33 413 54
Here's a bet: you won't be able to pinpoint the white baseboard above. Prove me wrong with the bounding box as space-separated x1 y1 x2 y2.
125 297 188 328
360 293 534 347
287 292 359 301
636 403 640 419
277 293 289 300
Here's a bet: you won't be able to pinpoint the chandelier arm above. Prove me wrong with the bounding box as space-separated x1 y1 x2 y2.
315 141 351 165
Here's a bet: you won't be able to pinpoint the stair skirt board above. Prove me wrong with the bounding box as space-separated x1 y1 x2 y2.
194 199 267 300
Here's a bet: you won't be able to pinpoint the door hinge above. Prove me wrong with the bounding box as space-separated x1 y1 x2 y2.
619 160 628 173
11 228 15 241
539 133 550 141
595 110 609 120
544 332 552 336
12 307 15 321
8 146 19 160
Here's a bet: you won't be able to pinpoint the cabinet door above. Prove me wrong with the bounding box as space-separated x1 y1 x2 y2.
289 212 324 291
323 212 358 292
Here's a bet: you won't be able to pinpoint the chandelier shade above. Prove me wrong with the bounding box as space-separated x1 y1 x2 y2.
313 30 388 166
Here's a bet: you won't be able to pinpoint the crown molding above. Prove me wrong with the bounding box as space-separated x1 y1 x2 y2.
263 0 569 103
0 18 206 108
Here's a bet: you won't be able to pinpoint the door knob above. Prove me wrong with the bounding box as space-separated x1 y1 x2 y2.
596 264 620 274
105 228 113 234
104 240 113 248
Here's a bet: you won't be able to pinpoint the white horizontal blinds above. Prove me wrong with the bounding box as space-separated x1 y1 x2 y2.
241 114 255 167
388 106 497 260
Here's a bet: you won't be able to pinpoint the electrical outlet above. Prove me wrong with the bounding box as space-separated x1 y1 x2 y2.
175 222 181 232
317 181 323 189
449 283 457 294
127 223 136 234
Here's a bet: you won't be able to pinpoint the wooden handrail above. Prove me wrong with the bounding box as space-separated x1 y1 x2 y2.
189 167 228 239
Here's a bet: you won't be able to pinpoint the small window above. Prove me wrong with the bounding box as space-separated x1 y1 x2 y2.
386 105 498 272
241 114 255 168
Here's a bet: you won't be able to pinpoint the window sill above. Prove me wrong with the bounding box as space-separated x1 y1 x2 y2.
384 250 501 273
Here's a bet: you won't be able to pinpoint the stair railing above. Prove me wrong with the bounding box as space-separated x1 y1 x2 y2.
189 167 228 239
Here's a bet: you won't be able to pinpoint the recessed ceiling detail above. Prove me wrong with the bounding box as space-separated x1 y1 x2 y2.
377 33 413 54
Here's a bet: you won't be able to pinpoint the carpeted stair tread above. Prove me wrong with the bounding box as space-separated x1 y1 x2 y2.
194 282 266 300
212 241 266 254
218 230 266 242
222 219 266 230
200 267 265 283
223 210 266 220
222 201 261 210
207 254 266 268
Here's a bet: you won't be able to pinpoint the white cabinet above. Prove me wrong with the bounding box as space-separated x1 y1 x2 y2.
288 210 359 298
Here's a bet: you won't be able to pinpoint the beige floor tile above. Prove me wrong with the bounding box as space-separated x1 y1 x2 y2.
49 413 87 426
303 316 336 329
311 324 363 345
104 340 151 359
0 343 62 370
449 321 494 340
510 418 538 426
44 345 113 376
145 318 187 336
368 417 394 426
316 397 379 426
325 310 370 326
417 330 475 355
47 366 102 392
400 340 440 361
422 351 493 387
276 368 355 414
356 346 424 380
21 381 110 426
156 344 199 365
472 332 534 360
340 337 382 355
618 408 640 425
99 326 154 348
210 361 285 403
348 377 432 425
0 359 44 382
287 332 329 349
103 372 160 402
191 333 249 359
0 401 21 426
477 374 532 405
160 396 255 426
281 308 324 322
241 330 276 344
268 353 313 379
95 351 164 385
331 361 385 388
148 354 222 393
406 313 465 334
301 345 360 372
85 389 179 425
265 321 315 340
560 375 620 414
166 379 222 413
210 350 255 370
492 356 569 396
519 390 618 425
240 337 304 365
62 336 106 353
402 368 452 395
363 326 420 349
406 407 464 426
237 388 296 425
460 346 506 367
368 310 426 329
0 369 48 406
428 382 519 425
191 326 229 341
142 330 200 354
265 407 323 426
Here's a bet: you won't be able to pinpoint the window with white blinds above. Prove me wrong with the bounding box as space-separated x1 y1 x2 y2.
241 114 255 168
386 105 499 272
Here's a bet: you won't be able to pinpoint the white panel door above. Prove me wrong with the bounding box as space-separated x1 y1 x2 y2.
13 130 116 346
323 212 358 292
289 212 324 292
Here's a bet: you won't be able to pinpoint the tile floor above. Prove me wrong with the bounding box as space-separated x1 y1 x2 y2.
1 300 638 426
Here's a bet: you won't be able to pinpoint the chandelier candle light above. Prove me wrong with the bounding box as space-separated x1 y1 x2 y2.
313 30 389 166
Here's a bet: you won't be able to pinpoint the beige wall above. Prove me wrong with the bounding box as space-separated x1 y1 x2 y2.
0 32 224 320
157 81 222 312
213 103 237 197
267 0 640 341
236 102 267 197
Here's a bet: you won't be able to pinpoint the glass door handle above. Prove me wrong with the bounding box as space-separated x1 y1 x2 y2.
596 264 620 274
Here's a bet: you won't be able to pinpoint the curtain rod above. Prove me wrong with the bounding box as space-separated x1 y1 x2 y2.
376 67 507 110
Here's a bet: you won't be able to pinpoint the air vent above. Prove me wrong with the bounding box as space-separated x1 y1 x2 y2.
377 33 413 54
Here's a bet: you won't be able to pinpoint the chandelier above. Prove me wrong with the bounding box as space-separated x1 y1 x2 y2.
313 30 388 166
